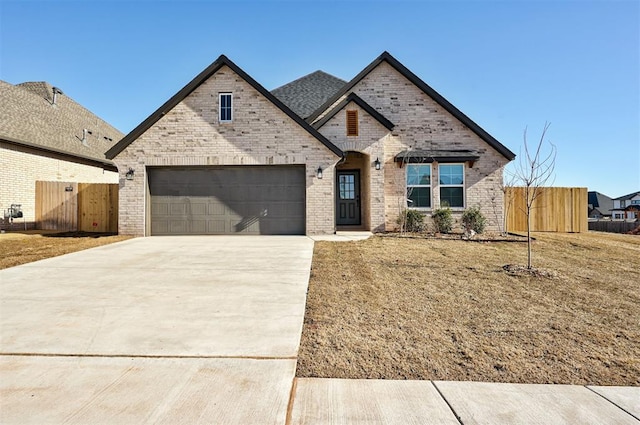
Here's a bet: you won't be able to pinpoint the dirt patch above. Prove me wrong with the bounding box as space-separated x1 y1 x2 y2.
0 231 132 269
297 231 640 385
502 264 558 278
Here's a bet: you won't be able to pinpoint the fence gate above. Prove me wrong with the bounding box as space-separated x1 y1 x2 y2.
35 181 118 232
35 181 78 231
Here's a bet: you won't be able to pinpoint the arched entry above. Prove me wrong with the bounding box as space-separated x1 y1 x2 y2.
336 151 371 230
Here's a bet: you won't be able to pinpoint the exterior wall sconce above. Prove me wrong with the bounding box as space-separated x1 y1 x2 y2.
374 157 381 170
316 166 323 179
125 168 135 181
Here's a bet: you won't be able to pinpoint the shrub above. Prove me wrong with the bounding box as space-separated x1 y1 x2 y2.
397 209 425 233
432 208 453 234
461 206 487 235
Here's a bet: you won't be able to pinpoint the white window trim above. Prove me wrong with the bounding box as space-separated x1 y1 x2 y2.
219 93 232 123
438 163 465 209
406 163 432 210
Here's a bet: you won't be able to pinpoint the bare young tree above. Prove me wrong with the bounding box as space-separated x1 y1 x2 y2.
512 122 557 269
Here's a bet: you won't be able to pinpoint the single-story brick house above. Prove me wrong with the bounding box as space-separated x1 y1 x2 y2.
0 80 122 230
106 52 515 236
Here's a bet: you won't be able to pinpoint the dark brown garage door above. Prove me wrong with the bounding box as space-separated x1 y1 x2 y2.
148 166 305 235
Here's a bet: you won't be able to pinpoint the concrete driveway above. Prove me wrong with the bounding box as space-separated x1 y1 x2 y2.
0 236 313 424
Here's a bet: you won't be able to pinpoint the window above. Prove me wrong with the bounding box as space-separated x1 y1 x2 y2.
631 200 640 205
346 110 358 136
406 164 431 208
219 93 232 122
439 164 464 208
339 174 356 200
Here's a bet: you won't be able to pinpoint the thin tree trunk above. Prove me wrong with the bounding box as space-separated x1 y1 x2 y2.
527 205 532 269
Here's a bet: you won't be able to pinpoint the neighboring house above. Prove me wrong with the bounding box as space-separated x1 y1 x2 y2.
0 80 123 229
588 191 614 219
106 52 516 236
611 191 640 220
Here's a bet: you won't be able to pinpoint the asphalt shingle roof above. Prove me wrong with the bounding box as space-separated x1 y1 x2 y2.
0 80 123 166
613 191 640 201
588 191 614 216
271 71 346 119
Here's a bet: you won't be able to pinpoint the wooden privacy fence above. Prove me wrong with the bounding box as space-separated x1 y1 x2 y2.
505 187 588 233
35 181 118 232
588 220 638 234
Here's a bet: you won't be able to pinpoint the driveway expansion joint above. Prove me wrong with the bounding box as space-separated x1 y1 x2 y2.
585 385 640 422
431 381 465 425
1 352 297 361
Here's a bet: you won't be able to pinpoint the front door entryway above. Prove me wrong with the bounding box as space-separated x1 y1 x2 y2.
336 170 361 226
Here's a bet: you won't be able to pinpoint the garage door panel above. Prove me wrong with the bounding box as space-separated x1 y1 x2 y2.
208 203 226 216
152 202 169 216
207 220 226 233
189 201 207 216
190 220 207 234
148 166 305 235
152 220 169 235
169 220 187 234
169 203 186 216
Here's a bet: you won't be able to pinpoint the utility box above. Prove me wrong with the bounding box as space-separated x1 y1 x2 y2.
3 204 23 219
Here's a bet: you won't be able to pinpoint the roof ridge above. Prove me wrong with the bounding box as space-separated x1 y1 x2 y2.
9 80 122 136
306 51 516 161
1 80 123 167
272 70 346 92
106 55 343 159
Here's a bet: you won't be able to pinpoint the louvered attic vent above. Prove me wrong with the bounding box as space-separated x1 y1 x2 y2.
346 110 358 136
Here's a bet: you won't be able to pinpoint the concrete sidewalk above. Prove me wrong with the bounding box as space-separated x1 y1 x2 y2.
289 379 639 424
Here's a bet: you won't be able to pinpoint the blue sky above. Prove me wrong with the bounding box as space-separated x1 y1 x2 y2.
1 0 638 197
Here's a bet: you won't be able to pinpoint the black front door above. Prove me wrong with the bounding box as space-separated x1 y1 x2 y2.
336 170 361 226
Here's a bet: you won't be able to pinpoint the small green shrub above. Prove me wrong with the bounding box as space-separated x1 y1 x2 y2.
397 209 425 233
461 206 487 234
432 208 453 234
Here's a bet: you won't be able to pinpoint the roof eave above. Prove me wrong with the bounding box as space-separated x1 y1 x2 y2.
394 150 481 164
106 55 343 160
2 136 117 170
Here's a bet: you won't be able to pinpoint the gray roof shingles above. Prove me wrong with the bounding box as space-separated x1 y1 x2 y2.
614 191 640 201
588 191 614 215
0 80 123 167
271 70 346 119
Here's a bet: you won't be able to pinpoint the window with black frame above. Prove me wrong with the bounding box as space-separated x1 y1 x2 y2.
406 164 431 208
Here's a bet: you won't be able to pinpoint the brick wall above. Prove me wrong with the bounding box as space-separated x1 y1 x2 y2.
113 65 339 236
315 61 510 232
317 101 388 232
0 142 118 229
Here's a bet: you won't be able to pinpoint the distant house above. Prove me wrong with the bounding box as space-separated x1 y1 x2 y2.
587 191 614 219
0 80 123 229
611 191 640 220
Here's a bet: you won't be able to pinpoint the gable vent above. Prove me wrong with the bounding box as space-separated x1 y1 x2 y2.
346 110 358 136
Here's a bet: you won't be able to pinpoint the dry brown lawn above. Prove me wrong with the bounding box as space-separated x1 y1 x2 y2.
0 231 132 269
297 231 640 385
